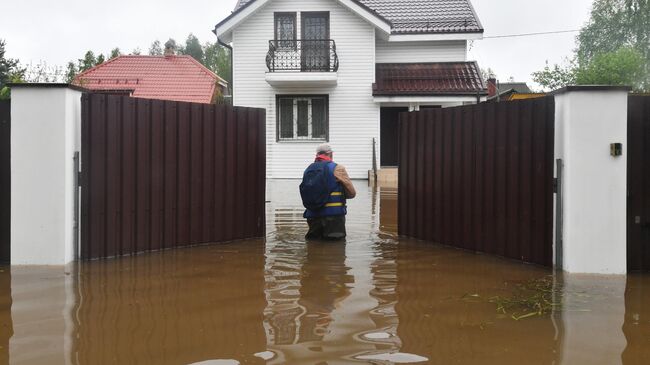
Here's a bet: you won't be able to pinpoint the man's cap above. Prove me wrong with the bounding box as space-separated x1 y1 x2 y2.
316 143 333 154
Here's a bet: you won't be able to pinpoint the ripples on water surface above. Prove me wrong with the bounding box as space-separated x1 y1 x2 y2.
1 180 649 364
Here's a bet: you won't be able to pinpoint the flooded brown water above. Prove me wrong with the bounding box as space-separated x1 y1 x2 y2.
1 180 649 364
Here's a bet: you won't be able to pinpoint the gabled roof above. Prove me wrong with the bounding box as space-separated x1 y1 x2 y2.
373 62 487 96
73 55 227 104
498 82 533 94
222 0 483 36
361 0 483 34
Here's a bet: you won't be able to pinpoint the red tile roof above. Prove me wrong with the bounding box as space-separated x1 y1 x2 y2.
73 55 227 104
373 62 486 96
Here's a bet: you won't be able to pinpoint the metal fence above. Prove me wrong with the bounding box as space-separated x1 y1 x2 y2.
628 95 650 271
398 97 555 266
0 100 9 264
266 40 339 72
80 94 266 260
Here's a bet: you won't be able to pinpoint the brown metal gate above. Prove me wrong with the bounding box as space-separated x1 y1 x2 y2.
398 97 555 266
80 94 266 260
628 95 650 271
0 100 9 264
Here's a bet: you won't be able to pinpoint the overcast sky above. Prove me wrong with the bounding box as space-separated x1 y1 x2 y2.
2 0 594 88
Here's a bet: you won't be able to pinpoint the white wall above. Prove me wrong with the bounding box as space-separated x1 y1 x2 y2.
11 87 82 265
554 88 628 274
375 39 467 63
230 0 475 179
233 0 378 179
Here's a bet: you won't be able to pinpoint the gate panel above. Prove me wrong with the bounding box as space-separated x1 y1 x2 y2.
628 95 650 271
163 101 178 248
121 97 137 254
398 97 555 266
81 94 266 260
0 100 10 264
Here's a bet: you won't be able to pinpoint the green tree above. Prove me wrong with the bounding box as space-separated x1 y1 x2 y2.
96 54 105 65
534 0 650 91
0 40 22 87
0 40 25 99
130 48 142 55
182 34 204 62
578 0 649 64
149 40 163 56
0 72 23 100
533 47 645 91
78 51 97 72
532 60 577 90
575 47 645 88
578 0 649 89
203 42 231 85
110 48 121 59
65 62 78 83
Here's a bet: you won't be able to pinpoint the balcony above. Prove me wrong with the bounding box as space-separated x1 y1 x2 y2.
265 40 339 87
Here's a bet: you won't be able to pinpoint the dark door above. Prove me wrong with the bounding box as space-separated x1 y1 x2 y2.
301 12 329 72
628 95 650 271
381 107 408 167
0 100 9 264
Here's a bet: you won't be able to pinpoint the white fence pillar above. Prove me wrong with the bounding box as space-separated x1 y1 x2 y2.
554 86 630 274
11 85 83 265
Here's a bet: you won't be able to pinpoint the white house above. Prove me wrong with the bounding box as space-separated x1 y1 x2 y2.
214 0 486 179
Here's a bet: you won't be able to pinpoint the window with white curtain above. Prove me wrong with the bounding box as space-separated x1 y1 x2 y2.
277 95 328 141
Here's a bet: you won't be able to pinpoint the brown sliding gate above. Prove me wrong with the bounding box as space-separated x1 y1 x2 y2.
0 100 9 264
80 94 266 260
628 95 650 272
398 97 555 266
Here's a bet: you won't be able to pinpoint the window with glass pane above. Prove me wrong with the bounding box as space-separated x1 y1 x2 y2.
275 13 295 49
277 96 328 141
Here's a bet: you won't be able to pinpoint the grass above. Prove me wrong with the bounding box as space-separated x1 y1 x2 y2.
487 275 562 320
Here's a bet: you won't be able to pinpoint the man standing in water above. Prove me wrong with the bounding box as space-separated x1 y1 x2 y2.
300 143 356 240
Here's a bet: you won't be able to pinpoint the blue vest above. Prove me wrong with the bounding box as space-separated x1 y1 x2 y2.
304 162 347 218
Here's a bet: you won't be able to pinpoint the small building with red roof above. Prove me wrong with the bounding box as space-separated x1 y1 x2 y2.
73 55 228 104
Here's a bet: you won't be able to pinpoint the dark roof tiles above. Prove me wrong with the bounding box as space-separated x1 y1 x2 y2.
498 82 533 94
361 0 482 33
373 62 486 96
231 0 482 34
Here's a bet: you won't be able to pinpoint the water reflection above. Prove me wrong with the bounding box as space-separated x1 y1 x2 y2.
623 275 650 364
0 180 649 364
0 269 11 364
393 240 560 365
72 243 268 364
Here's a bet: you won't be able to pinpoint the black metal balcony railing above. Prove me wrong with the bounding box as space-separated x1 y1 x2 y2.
266 40 339 72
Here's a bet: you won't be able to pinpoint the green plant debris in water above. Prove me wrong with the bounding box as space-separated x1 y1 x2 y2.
488 276 562 321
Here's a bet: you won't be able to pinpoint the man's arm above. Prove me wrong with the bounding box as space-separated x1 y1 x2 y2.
334 165 357 199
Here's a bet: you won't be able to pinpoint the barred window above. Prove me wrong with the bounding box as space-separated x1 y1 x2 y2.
274 13 296 49
277 96 328 141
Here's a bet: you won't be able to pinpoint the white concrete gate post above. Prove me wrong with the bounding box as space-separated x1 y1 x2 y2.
553 86 630 275
10 84 83 266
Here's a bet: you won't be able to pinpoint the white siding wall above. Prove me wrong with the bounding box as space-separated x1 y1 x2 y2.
376 39 467 63
233 0 378 179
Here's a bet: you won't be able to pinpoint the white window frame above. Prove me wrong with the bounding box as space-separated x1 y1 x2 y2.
277 95 328 142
